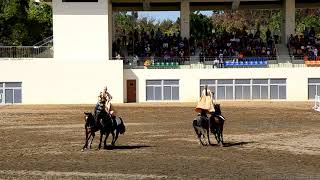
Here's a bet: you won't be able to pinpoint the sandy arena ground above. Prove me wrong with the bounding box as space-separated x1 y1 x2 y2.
0 102 319 179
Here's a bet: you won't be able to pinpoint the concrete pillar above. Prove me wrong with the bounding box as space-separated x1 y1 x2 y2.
112 12 116 43
282 0 295 44
108 0 113 59
180 0 190 39
53 0 109 61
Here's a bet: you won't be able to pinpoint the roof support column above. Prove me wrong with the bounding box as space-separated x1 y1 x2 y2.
232 0 240 10
282 0 295 44
180 0 190 39
108 0 113 59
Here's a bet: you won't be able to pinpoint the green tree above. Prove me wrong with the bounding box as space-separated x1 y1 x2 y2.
27 0 53 44
0 0 52 46
190 11 213 39
113 11 180 41
1 0 29 45
211 10 282 40
296 9 320 35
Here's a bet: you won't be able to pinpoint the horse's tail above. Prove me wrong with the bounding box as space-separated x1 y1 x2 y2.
118 117 126 134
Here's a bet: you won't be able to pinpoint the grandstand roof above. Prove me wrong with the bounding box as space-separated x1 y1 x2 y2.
110 0 320 11
45 0 320 11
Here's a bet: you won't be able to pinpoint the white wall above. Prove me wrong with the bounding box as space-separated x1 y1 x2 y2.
0 59 123 104
53 0 111 61
124 67 320 102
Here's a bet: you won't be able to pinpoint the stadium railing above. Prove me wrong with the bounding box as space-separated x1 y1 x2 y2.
291 55 320 66
118 55 277 69
0 46 53 59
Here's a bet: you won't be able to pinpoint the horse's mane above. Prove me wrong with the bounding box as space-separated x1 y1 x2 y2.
84 112 95 124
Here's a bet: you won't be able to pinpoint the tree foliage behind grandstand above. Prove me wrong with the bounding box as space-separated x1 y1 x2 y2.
0 0 52 46
114 9 320 41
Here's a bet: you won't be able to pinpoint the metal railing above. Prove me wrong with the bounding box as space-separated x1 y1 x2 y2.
33 36 53 47
290 55 320 61
114 55 278 69
0 46 53 58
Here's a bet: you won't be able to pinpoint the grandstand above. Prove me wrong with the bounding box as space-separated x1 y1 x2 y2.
0 0 320 104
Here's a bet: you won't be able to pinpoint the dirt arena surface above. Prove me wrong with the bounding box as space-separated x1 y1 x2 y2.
0 102 320 179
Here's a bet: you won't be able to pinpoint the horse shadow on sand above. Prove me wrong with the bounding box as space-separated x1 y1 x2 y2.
209 141 255 147
104 145 151 150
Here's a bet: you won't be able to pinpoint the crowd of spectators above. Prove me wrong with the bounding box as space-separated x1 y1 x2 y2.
288 27 320 61
112 28 278 66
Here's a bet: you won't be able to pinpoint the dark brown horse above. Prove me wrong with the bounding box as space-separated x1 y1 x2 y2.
209 104 225 145
82 111 126 151
82 112 98 150
193 104 225 146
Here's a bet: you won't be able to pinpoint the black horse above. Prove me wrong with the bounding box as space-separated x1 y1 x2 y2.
82 111 126 151
193 104 225 146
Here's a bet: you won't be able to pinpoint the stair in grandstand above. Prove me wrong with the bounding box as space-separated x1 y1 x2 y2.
32 36 53 58
33 36 53 47
272 44 305 68
276 44 291 63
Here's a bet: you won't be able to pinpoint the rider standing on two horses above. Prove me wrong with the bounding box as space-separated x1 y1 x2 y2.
195 85 215 118
94 86 117 127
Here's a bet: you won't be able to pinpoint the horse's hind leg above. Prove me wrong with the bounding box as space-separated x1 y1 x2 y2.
207 128 211 145
111 131 119 146
193 126 206 146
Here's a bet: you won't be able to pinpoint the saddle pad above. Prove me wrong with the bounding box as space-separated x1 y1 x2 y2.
218 115 226 121
115 117 122 126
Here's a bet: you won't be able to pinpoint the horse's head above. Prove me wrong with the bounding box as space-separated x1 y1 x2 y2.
84 112 95 127
214 104 222 115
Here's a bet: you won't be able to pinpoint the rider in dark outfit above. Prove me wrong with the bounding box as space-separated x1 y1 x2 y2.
94 86 117 128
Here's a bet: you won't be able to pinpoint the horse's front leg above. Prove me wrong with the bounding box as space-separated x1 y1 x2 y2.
218 124 224 146
207 127 211 146
212 127 219 145
82 126 90 151
82 132 91 151
98 131 103 150
220 123 224 145
193 125 204 146
103 131 110 149
89 132 95 149
215 126 223 146
85 126 88 141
